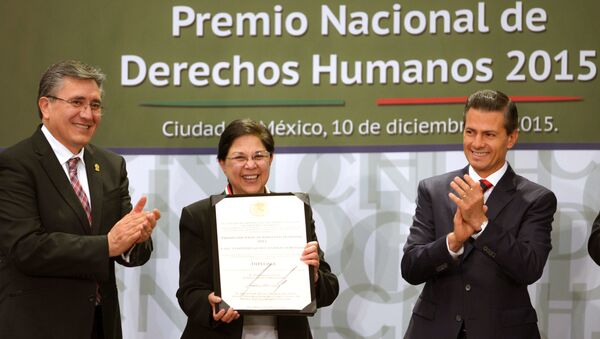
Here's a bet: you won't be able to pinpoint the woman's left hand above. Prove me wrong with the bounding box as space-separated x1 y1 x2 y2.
301 241 320 283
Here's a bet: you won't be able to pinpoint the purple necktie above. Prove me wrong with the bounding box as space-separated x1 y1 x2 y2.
67 157 92 226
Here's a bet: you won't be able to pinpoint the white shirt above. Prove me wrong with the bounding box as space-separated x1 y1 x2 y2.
41 125 91 207
241 315 278 339
468 162 507 206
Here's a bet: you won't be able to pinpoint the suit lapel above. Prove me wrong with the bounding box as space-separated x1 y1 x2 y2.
32 128 91 234
483 165 517 222
84 146 104 235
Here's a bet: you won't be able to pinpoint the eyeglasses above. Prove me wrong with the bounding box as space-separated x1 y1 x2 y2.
46 95 103 115
226 151 271 166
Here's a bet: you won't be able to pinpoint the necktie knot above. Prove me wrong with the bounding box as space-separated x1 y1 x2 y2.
68 157 79 174
480 179 493 193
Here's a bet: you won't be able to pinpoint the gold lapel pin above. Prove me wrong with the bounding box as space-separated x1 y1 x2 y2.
94 163 100 172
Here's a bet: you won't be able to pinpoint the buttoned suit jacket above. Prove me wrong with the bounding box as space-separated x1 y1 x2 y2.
401 165 556 339
0 126 153 339
177 195 339 339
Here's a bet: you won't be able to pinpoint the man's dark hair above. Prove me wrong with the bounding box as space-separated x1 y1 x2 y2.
463 89 518 134
37 60 106 118
217 119 274 161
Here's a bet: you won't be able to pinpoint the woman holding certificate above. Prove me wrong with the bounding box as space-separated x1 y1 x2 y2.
177 119 339 339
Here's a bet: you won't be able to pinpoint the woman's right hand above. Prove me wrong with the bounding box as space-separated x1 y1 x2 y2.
208 292 240 323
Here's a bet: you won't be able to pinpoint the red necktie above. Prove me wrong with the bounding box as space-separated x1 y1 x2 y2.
480 179 493 193
67 157 92 226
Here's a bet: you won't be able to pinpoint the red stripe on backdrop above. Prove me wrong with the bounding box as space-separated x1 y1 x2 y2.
376 96 583 105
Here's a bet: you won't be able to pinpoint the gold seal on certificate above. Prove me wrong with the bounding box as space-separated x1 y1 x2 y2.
249 200 268 217
210 193 316 315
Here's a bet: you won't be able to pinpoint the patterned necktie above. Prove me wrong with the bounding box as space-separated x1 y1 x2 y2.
480 179 493 193
67 157 92 226
68 157 100 304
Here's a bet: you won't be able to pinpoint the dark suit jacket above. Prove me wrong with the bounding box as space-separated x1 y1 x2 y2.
587 211 600 264
401 165 556 339
177 195 339 339
0 127 153 339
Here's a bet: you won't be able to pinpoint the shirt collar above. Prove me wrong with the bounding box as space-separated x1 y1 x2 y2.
468 161 508 186
41 124 85 165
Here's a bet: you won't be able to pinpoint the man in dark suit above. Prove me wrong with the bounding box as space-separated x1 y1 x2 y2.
401 90 557 339
588 211 600 264
0 60 160 339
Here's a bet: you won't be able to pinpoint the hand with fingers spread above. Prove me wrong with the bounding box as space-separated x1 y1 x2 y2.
108 196 161 256
301 241 320 283
448 174 488 228
208 292 239 323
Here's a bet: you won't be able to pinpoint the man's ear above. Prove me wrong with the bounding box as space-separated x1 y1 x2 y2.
507 129 519 149
38 97 51 120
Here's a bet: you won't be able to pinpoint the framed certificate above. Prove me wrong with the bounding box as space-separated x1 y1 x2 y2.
210 192 317 315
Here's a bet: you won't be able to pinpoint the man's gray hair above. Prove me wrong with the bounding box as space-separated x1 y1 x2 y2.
37 60 106 118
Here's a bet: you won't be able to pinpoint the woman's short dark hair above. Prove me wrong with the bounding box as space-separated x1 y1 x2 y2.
217 119 274 161
463 89 519 134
